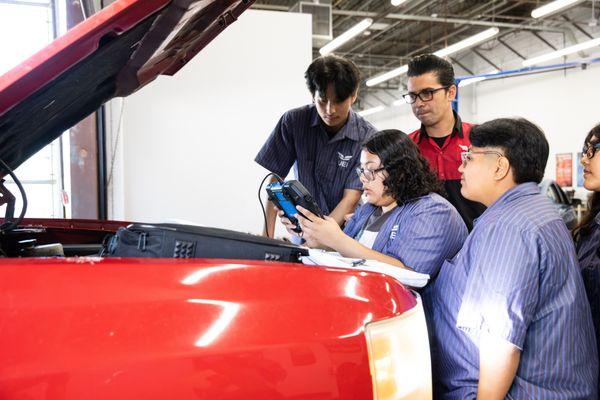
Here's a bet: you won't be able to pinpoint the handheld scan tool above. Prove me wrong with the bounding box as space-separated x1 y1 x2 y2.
266 180 324 233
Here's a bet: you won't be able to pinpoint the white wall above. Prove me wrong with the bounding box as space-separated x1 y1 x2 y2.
459 62 600 198
112 10 312 233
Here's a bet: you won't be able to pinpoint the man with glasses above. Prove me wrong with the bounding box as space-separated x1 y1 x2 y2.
256 55 376 237
406 54 485 230
432 118 598 399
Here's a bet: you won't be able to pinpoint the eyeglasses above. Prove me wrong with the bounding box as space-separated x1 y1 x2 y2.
582 143 600 159
356 166 385 181
460 150 505 167
402 86 450 104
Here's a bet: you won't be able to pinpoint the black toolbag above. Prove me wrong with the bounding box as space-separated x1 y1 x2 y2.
104 223 308 262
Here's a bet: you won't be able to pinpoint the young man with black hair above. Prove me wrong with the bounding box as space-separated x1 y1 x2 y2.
405 53 485 230
432 118 598 399
256 55 377 237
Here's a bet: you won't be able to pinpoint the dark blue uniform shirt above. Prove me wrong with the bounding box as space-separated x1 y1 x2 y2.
432 182 598 399
255 105 377 215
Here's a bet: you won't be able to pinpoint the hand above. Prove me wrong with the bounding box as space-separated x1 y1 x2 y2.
277 209 301 238
296 206 344 250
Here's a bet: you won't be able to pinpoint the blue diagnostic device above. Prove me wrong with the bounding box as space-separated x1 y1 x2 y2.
266 180 324 233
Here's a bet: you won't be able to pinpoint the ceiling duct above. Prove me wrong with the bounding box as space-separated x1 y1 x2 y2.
291 1 332 47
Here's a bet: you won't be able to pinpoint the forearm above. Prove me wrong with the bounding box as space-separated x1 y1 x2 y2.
329 190 361 226
332 234 412 270
264 200 278 237
477 331 521 400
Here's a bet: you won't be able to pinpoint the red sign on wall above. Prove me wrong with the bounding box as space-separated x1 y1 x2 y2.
556 153 573 187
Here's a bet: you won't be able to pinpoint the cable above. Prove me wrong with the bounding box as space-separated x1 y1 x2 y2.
258 172 283 238
0 157 28 232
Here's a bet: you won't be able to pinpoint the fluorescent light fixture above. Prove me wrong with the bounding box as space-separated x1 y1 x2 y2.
531 0 584 19
392 98 409 106
522 37 600 66
366 65 409 87
458 69 500 87
391 0 409 6
434 28 500 58
365 28 499 87
320 18 373 55
358 105 385 117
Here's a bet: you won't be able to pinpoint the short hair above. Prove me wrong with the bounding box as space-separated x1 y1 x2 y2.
469 118 549 184
407 54 455 87
304 55 361 102
363 129 442 204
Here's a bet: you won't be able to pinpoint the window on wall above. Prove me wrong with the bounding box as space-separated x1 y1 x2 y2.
0 0 69 219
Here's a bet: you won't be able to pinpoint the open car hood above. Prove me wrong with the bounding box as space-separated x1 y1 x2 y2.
0 0 254 177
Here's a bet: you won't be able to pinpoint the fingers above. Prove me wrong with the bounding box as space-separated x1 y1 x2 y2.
296 205 317 220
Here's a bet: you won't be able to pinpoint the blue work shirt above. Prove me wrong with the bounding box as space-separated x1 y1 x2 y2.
576 211 600 396
432 182 598 399
255 105 377 215
344 192 467 285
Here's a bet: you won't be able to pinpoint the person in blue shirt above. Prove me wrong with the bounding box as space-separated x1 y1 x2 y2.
433 118 597 399
282 129 467 287
255 55 377 238
574 122 600 396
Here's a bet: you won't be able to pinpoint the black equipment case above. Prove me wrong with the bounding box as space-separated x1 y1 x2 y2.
105 223 308 262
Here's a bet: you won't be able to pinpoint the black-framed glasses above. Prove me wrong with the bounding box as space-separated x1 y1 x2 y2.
460 150 505 167
402 86 450 104
356 166 385 181
582 143 600 159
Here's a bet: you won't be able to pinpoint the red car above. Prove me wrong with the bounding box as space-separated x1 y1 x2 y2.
0 1 432 399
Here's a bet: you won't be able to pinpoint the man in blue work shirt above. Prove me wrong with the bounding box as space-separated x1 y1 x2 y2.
432 118 598 399
255 55 377 237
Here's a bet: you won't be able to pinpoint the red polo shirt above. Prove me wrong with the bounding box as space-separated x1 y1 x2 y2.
409 113 473 181
409 112 485 230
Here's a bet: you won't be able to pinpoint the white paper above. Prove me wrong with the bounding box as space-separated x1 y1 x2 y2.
301 249 430 288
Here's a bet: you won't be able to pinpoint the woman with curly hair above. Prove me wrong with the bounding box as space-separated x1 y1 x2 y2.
574 122 600 385
283 129 467 278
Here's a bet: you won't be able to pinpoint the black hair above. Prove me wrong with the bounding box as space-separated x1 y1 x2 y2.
573 123 600 242
304 55 361 102
469 118 549 184
407 53 455 87
363 129 442 205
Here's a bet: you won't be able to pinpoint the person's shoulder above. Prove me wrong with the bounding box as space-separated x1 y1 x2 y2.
407 128 420 142
282 104 313 120
353 111 378 137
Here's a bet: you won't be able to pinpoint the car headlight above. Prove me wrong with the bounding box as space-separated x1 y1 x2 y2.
365 293 432 400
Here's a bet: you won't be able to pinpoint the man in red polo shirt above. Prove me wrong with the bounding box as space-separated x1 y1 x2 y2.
405 54 485 230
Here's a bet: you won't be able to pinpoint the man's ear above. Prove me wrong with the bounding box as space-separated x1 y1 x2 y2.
494 156 511 181
447 84 457 101
351 90 358 105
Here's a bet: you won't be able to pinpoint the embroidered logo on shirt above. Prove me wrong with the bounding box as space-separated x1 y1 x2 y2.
337 152 352 168
390 224 399 240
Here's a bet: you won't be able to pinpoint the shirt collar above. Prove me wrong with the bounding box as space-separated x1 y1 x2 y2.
484 182 540 216
416 110 463 144
594 212 600 226
309 105 361 142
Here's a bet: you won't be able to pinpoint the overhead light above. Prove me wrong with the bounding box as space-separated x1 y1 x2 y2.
531 0 584 19
522 37 600 66
458 69 500 87
391 0 409 5
434 28 500 58
392 98 409 106
320 18 373 55
366 65 409 87
365 28 499 87
358 105 386 117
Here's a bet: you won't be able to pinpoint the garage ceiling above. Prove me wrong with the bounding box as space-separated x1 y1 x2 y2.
252 1 600 108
